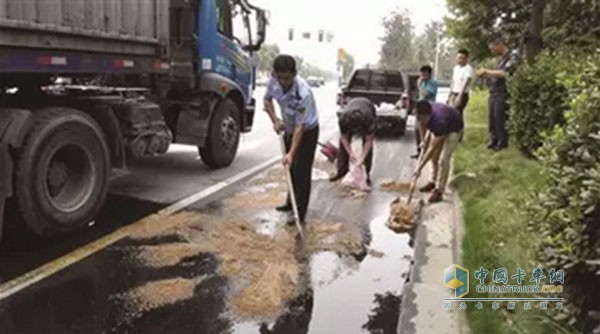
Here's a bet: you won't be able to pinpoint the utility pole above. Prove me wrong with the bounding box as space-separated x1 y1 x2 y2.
434 26 441 80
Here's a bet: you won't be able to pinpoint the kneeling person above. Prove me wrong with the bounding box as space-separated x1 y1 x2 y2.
330 97 376 185
413 101 464 203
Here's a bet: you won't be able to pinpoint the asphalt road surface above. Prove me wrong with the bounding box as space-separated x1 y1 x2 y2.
0 84 449 334
0 83 341 285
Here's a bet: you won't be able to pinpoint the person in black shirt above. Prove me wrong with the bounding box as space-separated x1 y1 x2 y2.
476 36 520 151
329 97 376 185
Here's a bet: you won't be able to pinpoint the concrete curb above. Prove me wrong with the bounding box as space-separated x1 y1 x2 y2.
398 164 469 334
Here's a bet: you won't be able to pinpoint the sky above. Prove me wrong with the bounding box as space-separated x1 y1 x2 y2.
251 0 448 67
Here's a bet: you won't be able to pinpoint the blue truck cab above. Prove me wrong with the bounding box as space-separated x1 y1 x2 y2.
197 0 267 131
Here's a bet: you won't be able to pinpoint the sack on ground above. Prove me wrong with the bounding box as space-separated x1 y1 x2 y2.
341 162 371 192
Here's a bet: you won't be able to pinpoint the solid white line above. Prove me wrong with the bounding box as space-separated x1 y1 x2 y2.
0 128 338 301
159 156 280 215
0 156 280 301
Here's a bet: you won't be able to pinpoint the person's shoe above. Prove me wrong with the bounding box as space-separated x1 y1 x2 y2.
276 204 292 212
410 152 420 159
487 142 497 150
329 174 344 182
366 177 372 187
492 144 508 152
428 189 444 203
419 182 435 192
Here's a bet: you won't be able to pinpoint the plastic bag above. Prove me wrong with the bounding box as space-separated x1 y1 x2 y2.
341 161 371 192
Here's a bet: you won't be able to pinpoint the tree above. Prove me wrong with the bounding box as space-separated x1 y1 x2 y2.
445 1 531 61
543 0 600 49
257 43 280 74
526 0 545 63
446 0 600 61
379 10 415 71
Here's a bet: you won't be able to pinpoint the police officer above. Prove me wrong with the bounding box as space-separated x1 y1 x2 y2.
329 97 376 185
264 55 319 225
477 36 520 151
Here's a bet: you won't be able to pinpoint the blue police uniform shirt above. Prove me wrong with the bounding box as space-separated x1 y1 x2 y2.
264 75 319 133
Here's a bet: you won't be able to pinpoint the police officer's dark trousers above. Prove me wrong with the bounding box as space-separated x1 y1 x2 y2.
488 94 509 148
284 126 319 222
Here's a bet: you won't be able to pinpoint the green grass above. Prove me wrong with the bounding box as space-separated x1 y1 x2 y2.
454 91 571 334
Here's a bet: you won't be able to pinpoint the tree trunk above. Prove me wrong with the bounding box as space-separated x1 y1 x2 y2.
526 0 546 64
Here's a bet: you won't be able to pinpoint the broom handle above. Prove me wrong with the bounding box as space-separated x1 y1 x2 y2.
279 133 305 240
407 133 428 204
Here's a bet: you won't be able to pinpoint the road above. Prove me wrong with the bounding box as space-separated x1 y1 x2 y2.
0 84 449 334
0 83 341 286
108 83 342 204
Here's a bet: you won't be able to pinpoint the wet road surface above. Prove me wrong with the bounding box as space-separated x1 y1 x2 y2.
0 128 419 334
0 86 445 333
0 85 340 285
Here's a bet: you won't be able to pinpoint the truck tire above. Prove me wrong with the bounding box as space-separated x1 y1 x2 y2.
199 98 241 169
14 108 110 238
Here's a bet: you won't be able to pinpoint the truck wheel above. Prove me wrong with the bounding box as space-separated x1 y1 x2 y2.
15 108 110 238
199 98 241 169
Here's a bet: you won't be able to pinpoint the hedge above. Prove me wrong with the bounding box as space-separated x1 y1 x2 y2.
527 49 600 333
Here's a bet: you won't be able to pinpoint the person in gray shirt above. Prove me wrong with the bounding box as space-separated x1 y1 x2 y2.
329 97 376 185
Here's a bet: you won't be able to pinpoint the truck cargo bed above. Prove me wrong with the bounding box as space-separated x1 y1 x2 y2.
0 0 169 57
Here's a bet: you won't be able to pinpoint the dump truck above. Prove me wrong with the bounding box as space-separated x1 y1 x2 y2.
0 0 268 239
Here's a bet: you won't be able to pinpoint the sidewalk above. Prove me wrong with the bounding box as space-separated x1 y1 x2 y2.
398 166 469 334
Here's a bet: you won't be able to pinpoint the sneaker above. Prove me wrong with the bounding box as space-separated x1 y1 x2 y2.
419 182 435 193
410 153 420 159
487 142 497 150
276 204 292 212
494 143 508 151
428 189 443 203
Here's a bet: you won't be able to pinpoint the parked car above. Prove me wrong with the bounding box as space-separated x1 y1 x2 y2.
306 76 322 88
256 77 269 87
337 69 408 136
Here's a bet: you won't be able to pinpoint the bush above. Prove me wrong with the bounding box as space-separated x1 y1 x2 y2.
508 52 572 157
528 50 600 333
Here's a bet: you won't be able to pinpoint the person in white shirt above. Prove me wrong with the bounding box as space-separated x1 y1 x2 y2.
448 49 474 115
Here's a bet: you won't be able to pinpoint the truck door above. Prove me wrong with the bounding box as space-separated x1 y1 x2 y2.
214 0 252 94
169 0 198 85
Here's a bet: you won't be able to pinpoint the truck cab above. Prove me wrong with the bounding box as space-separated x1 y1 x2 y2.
0 0 268 240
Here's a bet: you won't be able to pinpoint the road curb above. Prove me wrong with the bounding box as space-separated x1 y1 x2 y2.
398 162 469 334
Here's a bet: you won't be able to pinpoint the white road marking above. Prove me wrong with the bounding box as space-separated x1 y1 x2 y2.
0 156 280 301
0 129 339 301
